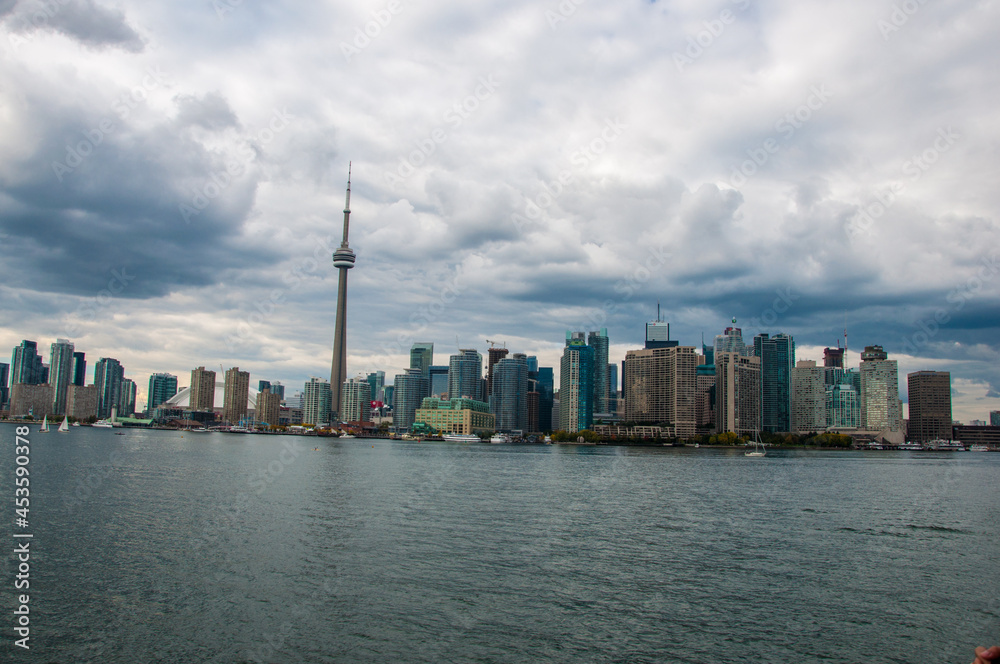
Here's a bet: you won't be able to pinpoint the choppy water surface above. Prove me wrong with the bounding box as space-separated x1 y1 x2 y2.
1 425 998 663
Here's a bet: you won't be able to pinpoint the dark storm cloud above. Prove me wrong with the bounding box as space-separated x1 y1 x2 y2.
7 0 144 51
0 74 281 298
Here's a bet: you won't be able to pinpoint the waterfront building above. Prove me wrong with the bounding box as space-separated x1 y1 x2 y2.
118 378 137 417
414 397 494 435
695 364 716 431
329 166 357 421
256 388 281 427
94 357 124 419
827 376 860 429
0 362 8 411
623 345 698 440
148 373 179 411
991 411 1000 427
393 369 429 431
72 351 87 387
11 340 44 386
589 329 610 414
551 396 560 431
9 383 53 418
791 360 826 433
222 367 250 425
537 367 554 431
303 377 332 426
189 367 217 411
341 376 372 423
429 366 449 398
491 353 528 432
527 389 540 433
715 352 761 436
486 346 509 397
907 371 952 443
66 385 99 420
714 320 748 358
859 346 902 434
754 333 795 433
366 371 386 403
448 349 483 401
559 332 594 433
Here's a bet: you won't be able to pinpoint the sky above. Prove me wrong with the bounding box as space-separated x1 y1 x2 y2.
0 0 997 421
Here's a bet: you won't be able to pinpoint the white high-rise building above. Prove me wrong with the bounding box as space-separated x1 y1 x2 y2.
859 346 902 435
341 376 372 423
303 377 332 426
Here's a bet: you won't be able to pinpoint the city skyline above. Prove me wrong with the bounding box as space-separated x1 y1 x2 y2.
0 1 997 424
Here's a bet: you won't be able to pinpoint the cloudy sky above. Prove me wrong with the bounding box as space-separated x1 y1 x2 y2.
1 0 997 420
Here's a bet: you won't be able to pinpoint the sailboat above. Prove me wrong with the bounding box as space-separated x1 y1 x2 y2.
39 416 50 433
58 416 70 433
745 431 765 457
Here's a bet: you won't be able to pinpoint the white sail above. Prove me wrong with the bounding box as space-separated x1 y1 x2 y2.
39 415 50 433
58 416 70 432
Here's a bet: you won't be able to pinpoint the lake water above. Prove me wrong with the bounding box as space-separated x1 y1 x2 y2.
2 424 998 663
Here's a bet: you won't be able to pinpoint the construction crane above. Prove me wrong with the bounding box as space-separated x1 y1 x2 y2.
486 339 506 349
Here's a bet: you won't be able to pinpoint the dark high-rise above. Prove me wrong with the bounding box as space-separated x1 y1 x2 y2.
486 345 509 397
448 349 483 402
94 358 125 419
754 333 795 433
537 367 554 431
72 352 87 386
588 329 610 415
11 340 44 386
149 373 179 411
491 353 528 432
907 371 952 443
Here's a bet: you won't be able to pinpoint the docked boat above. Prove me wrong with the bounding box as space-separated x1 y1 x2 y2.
968 444 989 452
928 439 965 451
899 442 924 451
92 420 114 428
489 434 510 444
442 433 481 443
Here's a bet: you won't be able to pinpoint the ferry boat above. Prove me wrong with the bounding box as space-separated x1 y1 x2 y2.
442 433 481 443
489 434 510 444
899 442 924 451
968 444 989 452
927 439 965 451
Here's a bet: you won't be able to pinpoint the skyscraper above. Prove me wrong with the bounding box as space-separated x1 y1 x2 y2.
118 378 137 417
623 345 698 439
410 342 434 378
559 332 595 433
94 358 124 419
715 352 761 436
10 340 43 386
48 339 75 416
714 319 747 358
859 345 901 434
448 349 483 401
303 377 332 426
222 367 250 425
394 369 429 431
537 367 554 431
190 367 216 412
486 345 509 397
991 411 1000 427
330 165 356 421
148 373 179 411
0 362 9 409
754 333 795 433
429 366 449 398
256 388 281 427
588 329 610 414
791 360 826 433
366 371 386 403
258 380 271 394
341 376 372 423
492 353 528 431
270 381 285 401
72 351 87 387
907 371 952 443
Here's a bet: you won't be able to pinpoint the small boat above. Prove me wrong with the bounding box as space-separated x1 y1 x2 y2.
745 431 765 457
71 421 80 427
58 416 70 433
92 420 114 428
969 444 989 452
899 442 924 451
39 416 50 433
340 434 356 439
489 434 510 444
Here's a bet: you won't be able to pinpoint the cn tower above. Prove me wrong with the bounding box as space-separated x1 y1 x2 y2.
329 163 356 421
